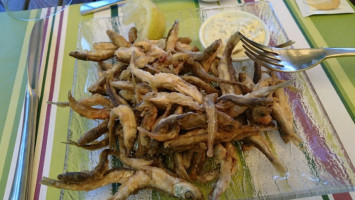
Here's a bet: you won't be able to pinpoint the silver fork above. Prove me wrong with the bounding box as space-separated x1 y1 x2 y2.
240 33 355 72
9 21 42 200
80 0 126 15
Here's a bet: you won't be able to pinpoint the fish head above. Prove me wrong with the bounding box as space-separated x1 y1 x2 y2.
143 91 158 99
143 92 164 102
173 182 202 199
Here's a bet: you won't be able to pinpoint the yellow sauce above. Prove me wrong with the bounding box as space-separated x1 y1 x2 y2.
201 11 268 60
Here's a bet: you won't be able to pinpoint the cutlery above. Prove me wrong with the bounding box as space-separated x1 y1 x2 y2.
241 33 355 72
9 20 42 200
80 0 126 15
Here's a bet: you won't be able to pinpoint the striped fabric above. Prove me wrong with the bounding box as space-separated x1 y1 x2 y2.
0 0 354 199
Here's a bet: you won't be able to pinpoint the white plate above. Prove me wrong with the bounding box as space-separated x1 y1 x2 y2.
62 2 355 199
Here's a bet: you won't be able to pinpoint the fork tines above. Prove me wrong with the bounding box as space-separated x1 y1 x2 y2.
240 35 284 68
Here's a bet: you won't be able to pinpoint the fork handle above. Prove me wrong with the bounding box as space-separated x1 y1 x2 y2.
80 0 126 15
325 48 355 58
9 86 37 200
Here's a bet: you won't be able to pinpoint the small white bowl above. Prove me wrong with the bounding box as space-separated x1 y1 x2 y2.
199 10 270 62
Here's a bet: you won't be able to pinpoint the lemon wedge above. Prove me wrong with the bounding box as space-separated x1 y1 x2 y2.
122 0 166 40
306 0 340 10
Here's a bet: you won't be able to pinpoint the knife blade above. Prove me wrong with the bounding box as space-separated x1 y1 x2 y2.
80 0 126 15
9 20 43 200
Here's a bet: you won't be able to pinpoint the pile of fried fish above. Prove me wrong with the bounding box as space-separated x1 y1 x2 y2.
41 21 303 200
